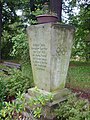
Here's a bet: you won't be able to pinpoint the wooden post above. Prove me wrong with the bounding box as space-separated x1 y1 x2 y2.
50 0 62 22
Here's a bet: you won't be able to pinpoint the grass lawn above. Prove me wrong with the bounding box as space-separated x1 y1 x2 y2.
66 61 90 92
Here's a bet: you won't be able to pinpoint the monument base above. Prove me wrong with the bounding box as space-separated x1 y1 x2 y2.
24 87 71 120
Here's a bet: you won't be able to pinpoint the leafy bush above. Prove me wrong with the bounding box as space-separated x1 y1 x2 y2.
0 77 6 101
0 90 53 120
27 87 53 118
11 29 33 80
11 29 30 63
1 22 23 60
4 68 33 97
0 67 33 100
0 86 90 120
1 30 13 59
0 92 25 120
55 94 90 120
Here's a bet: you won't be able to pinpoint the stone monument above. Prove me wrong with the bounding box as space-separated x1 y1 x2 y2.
27 23 74 92
27 23 75 119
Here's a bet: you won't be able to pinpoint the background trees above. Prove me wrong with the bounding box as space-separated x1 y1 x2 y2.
0 0 90 61
0 0 31 59
69 0 90 61
0 1 2 60
0 0 20 59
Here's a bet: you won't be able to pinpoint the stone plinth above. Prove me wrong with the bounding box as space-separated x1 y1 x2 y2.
27 23 74 92
26 23 74 119
24 87 71 120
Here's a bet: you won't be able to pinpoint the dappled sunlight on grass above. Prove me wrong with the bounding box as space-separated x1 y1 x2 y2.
66 61 90 92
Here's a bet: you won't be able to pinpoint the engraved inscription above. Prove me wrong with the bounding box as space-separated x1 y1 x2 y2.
31 43 47 70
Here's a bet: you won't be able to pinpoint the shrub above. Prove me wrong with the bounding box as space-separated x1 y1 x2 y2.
4 68 33 97
11 29 30 63
55 94 90 120
11 29 33 81
0 92 25 120
0 77 6 101
0 90 53 120
1 30 14 59
0 67 33 99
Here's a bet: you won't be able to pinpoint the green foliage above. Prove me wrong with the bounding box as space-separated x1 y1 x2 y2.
1 30 13 59
1 0 31 59
1 0 90 61
1 0 21 59
0 89 53 119
4 68 33 97
69 2 90 61
0 64 9 101
22 62 33 79
32 8 44 16
1 91 90 120
28 87 53 118
67 61 90 90
55 94 90 120
0 67 33 100
0 77 6 101
68 66 90 82
11 29 33 79
11 29 29 61
1 22 24 59
0 92 26 120
11 28 33 80
0 62 33 119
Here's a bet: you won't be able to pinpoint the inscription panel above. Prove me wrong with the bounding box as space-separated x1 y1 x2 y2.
31 43 48 70
27 24 51 91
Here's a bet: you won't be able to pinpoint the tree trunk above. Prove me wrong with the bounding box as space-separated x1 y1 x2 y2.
50 0 62 22
0 1 2 60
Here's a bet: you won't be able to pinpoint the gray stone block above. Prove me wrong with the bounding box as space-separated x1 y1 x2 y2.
27 23 74 92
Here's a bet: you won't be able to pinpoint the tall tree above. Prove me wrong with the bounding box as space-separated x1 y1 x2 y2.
0 1 2 60
1 0 20 59
68 0 90 61
1 0 29 59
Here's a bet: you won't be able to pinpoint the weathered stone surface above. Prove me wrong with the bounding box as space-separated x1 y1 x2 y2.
27 23 74 92
24 87 71 120
27 87 70 105
28 87 51 97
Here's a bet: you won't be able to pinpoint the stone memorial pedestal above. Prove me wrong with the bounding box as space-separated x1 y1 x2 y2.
26 23 75 119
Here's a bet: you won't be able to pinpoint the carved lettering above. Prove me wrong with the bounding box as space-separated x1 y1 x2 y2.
31 43 47 70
